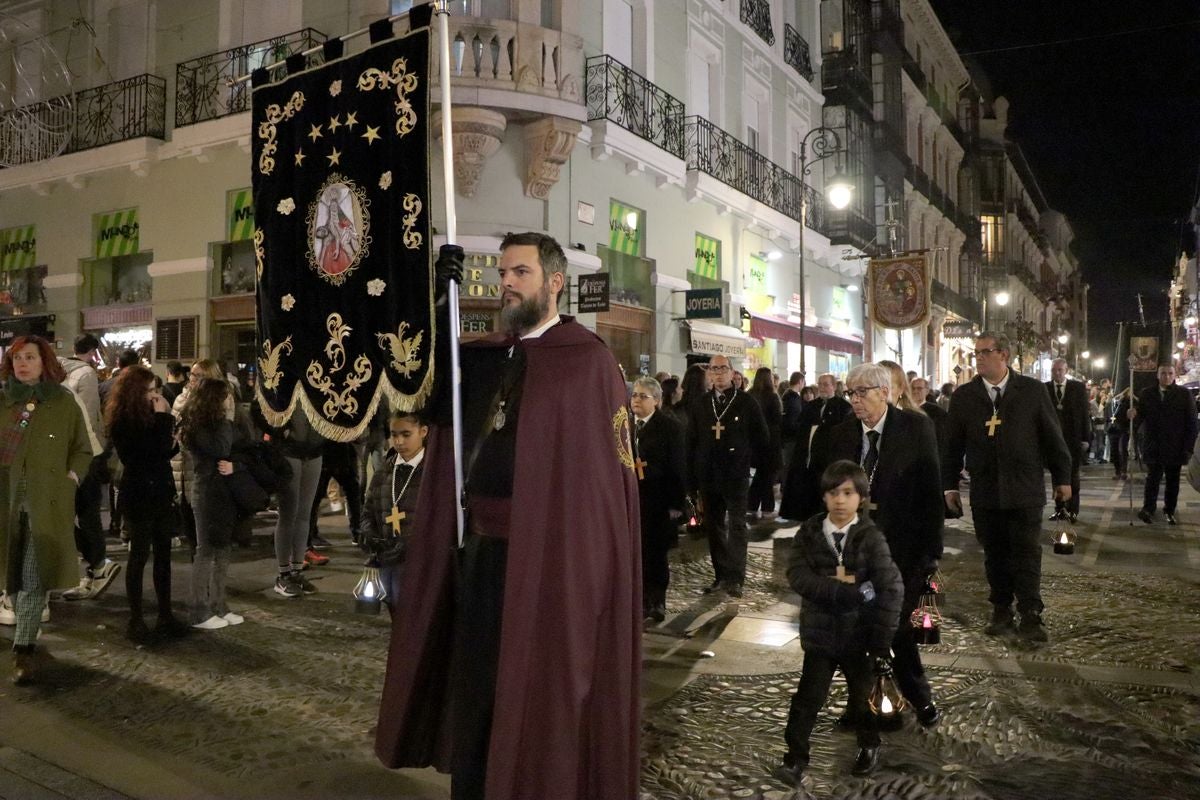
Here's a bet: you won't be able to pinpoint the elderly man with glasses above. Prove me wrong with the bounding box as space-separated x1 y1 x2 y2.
828 363 944 727
685 355 769 597
630 377 686 623
943 333 1072 644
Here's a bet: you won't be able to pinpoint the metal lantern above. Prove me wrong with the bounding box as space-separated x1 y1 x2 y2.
925 567 946 602
353 563 388 614
910 595 943 645
867 663 909 730
1051 525 1076 555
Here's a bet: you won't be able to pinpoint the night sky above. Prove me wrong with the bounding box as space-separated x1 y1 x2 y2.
928 1 1200 366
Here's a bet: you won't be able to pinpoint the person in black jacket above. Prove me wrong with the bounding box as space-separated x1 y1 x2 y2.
1045 359 1091 522
1106 388 1132 480
779 373 852 522
944 333 1072 643
686 355 768 597
830 363 943 726
910 376 948 455
106 367 189 643
747 368 783 518
631 377 686 622
1132 364 1198 525
779 371 805 477
774 460 903 788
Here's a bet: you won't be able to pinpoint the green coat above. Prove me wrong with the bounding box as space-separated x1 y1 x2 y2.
0 382 94 592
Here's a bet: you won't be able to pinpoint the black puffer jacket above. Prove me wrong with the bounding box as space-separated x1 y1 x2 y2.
787 513 903 657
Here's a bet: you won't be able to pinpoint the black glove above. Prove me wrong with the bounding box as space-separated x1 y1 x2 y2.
871 654 893 676
434 244 464 305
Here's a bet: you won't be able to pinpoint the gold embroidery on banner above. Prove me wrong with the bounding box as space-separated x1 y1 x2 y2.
375 321 424 378
257 91 305 175
401 193 423 250
307 314 373 419
613 406 634 470
356 58 419 138
253 227 265 280
258 336 293 390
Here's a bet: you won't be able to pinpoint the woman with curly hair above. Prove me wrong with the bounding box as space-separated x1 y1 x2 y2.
179 378 243 630
106 365 189 643
0 336 93 684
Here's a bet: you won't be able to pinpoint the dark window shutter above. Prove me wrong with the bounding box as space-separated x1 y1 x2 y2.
155 316 200 361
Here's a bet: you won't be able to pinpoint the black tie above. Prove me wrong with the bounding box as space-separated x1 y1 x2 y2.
992 386 1001 410
863 429 880 478
1056 384 1063 404
833 531 846 557
634 418 645 454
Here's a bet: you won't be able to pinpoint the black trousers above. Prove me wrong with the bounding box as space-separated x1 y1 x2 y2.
700 478 749 586
73 456 107 571
450 533 507 800
309 442 363 539
1055 449 1083 515
972 506 1044 617
641 517 672 612
125 500 175 621
747 467 776 514
783 648 879 767
1107 431 1128 476
1143 463 1182 515
891 586 932 709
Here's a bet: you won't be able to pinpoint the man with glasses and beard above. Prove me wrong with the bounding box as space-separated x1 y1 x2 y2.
375 233 641 800
943 333 1072 644
686 354 768 598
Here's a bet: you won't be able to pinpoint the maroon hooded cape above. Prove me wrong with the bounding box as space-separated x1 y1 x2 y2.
375 318 642 800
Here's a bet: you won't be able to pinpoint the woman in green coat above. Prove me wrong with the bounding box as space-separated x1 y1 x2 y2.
0 336 94 685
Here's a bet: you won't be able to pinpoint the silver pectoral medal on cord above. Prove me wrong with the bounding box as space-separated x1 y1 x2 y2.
493 401 507 431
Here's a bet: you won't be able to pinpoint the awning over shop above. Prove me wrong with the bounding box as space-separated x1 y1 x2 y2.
684 319 749 358
748 312 863 357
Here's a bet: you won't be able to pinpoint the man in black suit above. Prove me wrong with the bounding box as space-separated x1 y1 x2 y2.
831 363 943 727
686 355 768 597
1132 364 1198 525
779 373 853 522
911 376 948 454
780 371 806 477
631 377 687 622
1045 358 1091 522
944 333 1072 643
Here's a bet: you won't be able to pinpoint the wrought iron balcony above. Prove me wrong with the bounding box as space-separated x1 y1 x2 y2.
783 24 814 82
932 279 981 323
176 28 325 127
585 55 685 160
68 74 166 154
740 0 775 46
825 208 876 250
821 50 873 111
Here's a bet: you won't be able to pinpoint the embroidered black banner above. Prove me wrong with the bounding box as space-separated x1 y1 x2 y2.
251 25 432 441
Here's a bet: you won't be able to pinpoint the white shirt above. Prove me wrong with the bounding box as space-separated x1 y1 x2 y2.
634 409 655 425
521 313 561 340
981 369 1011 400
396 449 425 469
822 513 859 560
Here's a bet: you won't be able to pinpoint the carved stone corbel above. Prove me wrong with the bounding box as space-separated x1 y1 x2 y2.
433 107 507 198
522 115 581 200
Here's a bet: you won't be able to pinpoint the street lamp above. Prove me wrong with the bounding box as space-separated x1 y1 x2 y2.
1092 357 1106 370
981 290 1010 333
795 126 852 376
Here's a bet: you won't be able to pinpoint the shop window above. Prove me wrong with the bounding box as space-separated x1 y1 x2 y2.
828 352 849 380
597 245 652 308
216 240 257 295
83 252 152 306
155 316 199 361
0 265 47 314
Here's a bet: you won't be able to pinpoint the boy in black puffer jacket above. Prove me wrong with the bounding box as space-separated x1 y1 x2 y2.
774 460 903 788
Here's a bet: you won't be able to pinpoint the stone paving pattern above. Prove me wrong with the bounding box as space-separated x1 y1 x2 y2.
0 465 1196 798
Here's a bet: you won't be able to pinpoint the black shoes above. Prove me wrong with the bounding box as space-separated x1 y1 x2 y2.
851 746 879 776
126 617 153 645
723 582 744 598
1165 512 1179 525
1049 509 1067 521
835 712 857 731
1068 512 1078 523
984 606 1015 636
916 703 940 727
1018 613 1049 643
772 759 804 788
701 580 722 595
1138 509 1154 524
643 604 666 624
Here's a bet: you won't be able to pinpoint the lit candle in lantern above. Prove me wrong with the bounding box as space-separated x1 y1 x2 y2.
880 696 893 714
922 613 932 628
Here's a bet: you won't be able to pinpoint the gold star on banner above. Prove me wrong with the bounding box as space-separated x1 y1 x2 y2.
329 114 342 133
307 123 323 142
344 111 359 130
294 149 306 166
327 147 342 166
362 125 381 145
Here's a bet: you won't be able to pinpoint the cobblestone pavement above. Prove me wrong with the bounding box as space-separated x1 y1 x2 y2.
0 465 1197 799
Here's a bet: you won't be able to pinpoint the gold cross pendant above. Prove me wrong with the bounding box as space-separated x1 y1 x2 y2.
634 457 647 480
386 505 406 534
834 565 856 584
712 420 725 440
985 413 1002 437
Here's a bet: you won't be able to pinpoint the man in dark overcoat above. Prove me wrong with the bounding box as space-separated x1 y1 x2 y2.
630 376 686 622
1045 358 1091 522
686 354 768 597
911 376 948 455
831 363 943 726
779 373 852 522
1132 363 1198 525
943 333 1072 643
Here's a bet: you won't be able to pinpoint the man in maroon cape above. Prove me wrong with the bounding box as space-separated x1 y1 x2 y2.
375 232 642 800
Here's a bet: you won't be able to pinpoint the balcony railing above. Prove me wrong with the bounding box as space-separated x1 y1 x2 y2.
740 0 775 46
434 17 584 105
585 55 685 159
783 24 814 82
821 49 873 109
40 74 167 154
176 28 325 127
